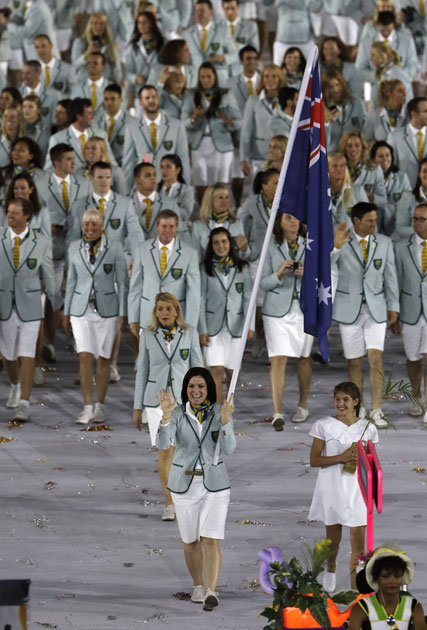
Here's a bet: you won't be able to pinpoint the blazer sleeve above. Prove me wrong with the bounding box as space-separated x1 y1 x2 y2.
383 238 400 313
157 406 180 449
40 237 61 311
189 325 203 367
133 329 150 410
128 243 144 324
242 267 255 331
198 266 208 335
184 246 201 327
219 416 236 455
113 241 129 317
260 247 284 291
63 247 77 315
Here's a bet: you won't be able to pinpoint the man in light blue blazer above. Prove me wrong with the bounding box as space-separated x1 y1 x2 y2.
393 203 427 426
71 53 110 123
128 210 200 331
268 87 298 140
333 202 399 427
122 85 190 191
183 0 239 85
220 0 260 77
0 198 61 422
102 84 136 168
10 0 58 62
387 97 427 188
34 34 74 97
226 45 261 111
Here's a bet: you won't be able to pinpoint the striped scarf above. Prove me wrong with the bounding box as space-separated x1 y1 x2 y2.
288 240 299 260
84 236 101 264
213 254 234 276
14 163 35 176
385 105 400 127
211 209 229 224
161 325 177 343
349 162 363 183
190 400 211 424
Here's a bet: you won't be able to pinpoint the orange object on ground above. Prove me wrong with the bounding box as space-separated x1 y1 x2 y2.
283 593 368 629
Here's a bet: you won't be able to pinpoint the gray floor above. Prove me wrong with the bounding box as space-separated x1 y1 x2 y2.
1 324 427 630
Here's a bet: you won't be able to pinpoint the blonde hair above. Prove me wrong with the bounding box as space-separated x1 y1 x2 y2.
148 292 187 331
377 79 404 108
371 41 401 68
82 208 104 227
322 70 352 105
265 134 288 169
199 183 235 224
257 64 287 94
85 136 110 163
83 13 118 68
328 152 353 211
1 106 22 139
338 130 369 165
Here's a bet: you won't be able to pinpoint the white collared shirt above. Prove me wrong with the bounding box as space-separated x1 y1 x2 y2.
10 225 29 246
53 173 71 190
243 71 260 88
377 29 395 45
105 110 122 127
93 190 112 205
143 112 162 129
87 76 104 89
41 58 56 73
353 230 372 258
409 122 425 151
157 237 175 264
137 189 156 205
185 401 203 437
227 16 240 34
71 124 88 141
162 181 179 197
197 21 212 35
415 232 427 267
25 82 41 96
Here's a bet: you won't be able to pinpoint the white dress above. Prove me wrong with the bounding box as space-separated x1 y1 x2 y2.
308 416 379 527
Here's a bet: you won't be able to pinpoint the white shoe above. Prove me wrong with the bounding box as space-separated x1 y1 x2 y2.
94 402 105 424
33 367 46 386
191 585 205 603
292 406 309 423
322 571 336 593
272 413 285 431
423 412 427 428
76 406 94 425
109 365 121 383
358 406 366 419
203 589 219 611
408 400 423 417
6 384 21 408
370 408 387 429
251 338 265 359
161 504 176 521
13 402 30 422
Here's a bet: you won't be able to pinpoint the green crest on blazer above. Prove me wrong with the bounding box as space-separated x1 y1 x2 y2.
109 218 121 230
211 430 219 443
211 42 220 51
235 282 243 294
180 348 189 360
237 37 246 44
373 258 382 270
26 258 37 270
364 184 373 192
351 117 359 126
163 140 173 150
117 135 125 145
171 268 182 279
53 81 64 91
393 192 402 202
104 263 113 274
13 0 19 7
41 107 49 117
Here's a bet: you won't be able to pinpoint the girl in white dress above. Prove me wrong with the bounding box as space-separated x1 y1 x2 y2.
308 382 379 593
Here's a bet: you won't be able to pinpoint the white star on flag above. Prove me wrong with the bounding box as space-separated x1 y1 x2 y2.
306 232 314 251
317 282 332 305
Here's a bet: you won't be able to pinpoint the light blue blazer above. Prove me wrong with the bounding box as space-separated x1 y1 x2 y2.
71 38 122 84
332 232 400 324
19 84 58 128
387 125 427 189
71 78 110 122
151 0 192 33
0 227 61 321
64 236 128 318
380 171 412 237
123 41 162 88
395 192 419 241
131 190 190 242
183 23 239 85
239 193 272 261
356 26 418 80
351 164 387 210
330 185 368 229
159 183 195 226
394 233 427 325
264 0 312 45
240 95 278 161
192 217 250 262
226 73 261 112
134 325 203 409
219 18 260 77
46 125 117 170
363 108 408 143
158 403 236 493
325 98 367 153
39 59 74 96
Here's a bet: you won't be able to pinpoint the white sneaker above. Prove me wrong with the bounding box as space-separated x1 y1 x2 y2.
370 408 387 429
161 504 176 521
203 589 219 611
292 406 309 423
322 571 336 593
13 402 30 422
423 412 427 428
76 406 94 425
191 585 205 603
6 384 21 408
272 413 285 431
94 402 105 424
109 365 121 383
33 367 45 386
408 400 423 417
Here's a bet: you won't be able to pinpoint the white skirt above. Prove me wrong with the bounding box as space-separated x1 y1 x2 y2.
71 306 118 359
263 301 314 358
191 136 233 186
172 476 231 543
203 329 241 369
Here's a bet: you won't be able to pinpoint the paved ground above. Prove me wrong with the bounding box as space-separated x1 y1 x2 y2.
1 324 426 630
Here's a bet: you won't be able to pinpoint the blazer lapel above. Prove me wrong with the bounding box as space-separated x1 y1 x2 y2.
154 329 172 360
155 117 169 155
365 233 377 270
78 239 94 275
407 233 422 277
103 193 116 225
150 239 162 279
1 230 15 272
92 235 109 273
162 240 181 279
348 234 365 267
168 328 184 361
404 127 418 162
47 176 66 213
17 230 37 272
200 408 215 443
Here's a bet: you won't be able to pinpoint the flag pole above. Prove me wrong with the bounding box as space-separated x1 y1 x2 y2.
226 43 318 403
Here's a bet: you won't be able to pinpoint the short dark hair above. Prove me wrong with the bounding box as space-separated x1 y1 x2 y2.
90 160 112 175
34 34 52 43
104 83 122 96
239 44 258 61
8 197 32 218
252 168 279 195
181 367 217 405
407 97 427 118
134 161 156 178
278 86 298 110
194 0 213 8
377 10 395 25
138 84 158 99
333 382 361 416
371 556 407 582
68 98 92 123
156 209 179 224
23 59 41 72
351 201 378 221
50 143 74 164
87 51 106 65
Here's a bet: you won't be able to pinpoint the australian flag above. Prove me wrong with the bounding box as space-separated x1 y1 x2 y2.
278 46 333 362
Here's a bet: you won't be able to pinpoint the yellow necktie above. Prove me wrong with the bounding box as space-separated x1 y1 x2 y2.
80 134 86 155
421 0 425 17
44 66 50 86
24 3 29 12
150 122 157 149
98 197 105 217
361 238 368 264
160 245 168 275
61 180 69 211
417 131 424 160
247 79 253 95
422 241 427 274
30 90 36 96
91 82 97 110
108 117 115 141
201 27 207 52
230 23 235 36
144 198 152 228
13 237 20 269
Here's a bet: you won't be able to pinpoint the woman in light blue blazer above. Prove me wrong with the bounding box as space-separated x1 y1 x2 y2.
147 39 198 90
319 36 363 99
328 153 367 230
363 79 408 143
370 140 412 236
158 154 195 228
280 47 306 90
199 227 254 402
157 367 235 611
158 71 188 120
133 292 203 522
192 183 249 262
2 172 50 239
21 95 50 162
367 42 413 106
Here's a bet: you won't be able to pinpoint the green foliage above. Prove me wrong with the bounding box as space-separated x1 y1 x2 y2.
331 590 359 605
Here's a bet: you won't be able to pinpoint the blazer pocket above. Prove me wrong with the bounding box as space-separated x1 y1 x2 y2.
374 290 384 296
26 288 41 293
336 289 350 295
401 290 412 296
104 291 116 296
172 463 183 468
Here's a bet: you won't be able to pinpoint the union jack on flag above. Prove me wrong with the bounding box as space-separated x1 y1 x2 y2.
278 46 333 361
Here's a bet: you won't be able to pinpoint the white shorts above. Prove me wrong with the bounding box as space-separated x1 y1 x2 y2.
203 329 241 369
9 49 24 71
339 305 386 359
191 137 233 186
143 406 163 447
0 309 40 360
70 306 118 359
273 41 314 67
401 318 427 361
263 300 314 358
55 28 73 52
172 476 231 543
